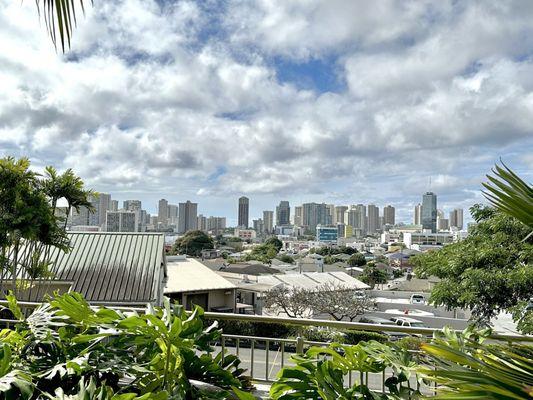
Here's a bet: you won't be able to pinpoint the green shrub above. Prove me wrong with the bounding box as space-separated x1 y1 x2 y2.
301 327 345 343
343 330 388 344
205 319 298 339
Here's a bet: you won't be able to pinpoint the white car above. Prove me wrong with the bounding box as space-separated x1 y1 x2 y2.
410 294 425 304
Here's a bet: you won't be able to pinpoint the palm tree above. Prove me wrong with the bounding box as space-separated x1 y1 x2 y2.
482 160 533 240
34 0 93 52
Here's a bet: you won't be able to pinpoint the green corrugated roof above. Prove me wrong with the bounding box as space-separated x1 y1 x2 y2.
2 232 166 305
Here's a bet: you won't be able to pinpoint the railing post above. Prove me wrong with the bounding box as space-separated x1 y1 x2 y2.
296 336 304 354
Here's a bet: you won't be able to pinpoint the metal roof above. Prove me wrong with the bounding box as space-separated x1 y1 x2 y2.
165 257 236 293
3 232 166 305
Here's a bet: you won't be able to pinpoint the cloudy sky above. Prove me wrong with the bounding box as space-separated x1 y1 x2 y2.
1 1 532 224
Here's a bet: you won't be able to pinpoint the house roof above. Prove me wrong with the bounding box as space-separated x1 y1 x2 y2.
165 257 236 293
259 271 369 291
3 232 166 305
220 263 281 275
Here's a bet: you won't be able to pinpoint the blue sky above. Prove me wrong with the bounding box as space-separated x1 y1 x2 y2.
0 1 532 225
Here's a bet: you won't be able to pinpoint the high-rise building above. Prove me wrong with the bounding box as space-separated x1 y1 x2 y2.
302 203 329 233
293 206 303 226
438 218 450 231
178 201 198 234
207 216 226 235
105 210 138 232
414 203 422 225
158 199 169 226
238 197 249 228
110 200 119 212
449 208 464 230
97 193 111 227
168 204 179 225
276 201 290 226
355 204 367 233
383 205 395 226
253 218 264 233
367 204 380 234
335 206 348 224
263 210 274 234
124 200 142 211
326 204 335 224
197 214 207 232
421 192 437 233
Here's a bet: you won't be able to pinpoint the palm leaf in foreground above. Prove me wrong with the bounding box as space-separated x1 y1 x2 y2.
482 161 533 230
34 0 93 53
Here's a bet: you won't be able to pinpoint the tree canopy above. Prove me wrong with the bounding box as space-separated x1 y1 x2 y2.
412 204 533 329
172 230 214 257
359 263 388 289
348 253 367 268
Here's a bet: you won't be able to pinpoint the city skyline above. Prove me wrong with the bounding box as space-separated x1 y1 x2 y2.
2 2 532 225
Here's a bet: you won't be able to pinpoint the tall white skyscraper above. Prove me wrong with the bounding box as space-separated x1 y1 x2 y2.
414 203 422 225
335 206 348 224
293 206 303 226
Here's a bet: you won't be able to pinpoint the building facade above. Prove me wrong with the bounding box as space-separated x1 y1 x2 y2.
238 196 249 228
449 208 464 230
178 201 198 234
263 210 274 234
421 192 437 233
276 201 290 226
383 205 395 226
316 225 338 243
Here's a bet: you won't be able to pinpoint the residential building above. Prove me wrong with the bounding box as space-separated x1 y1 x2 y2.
178 201 198 234
438 218 450 231
355 204 367 233
197 214 207 232
253 218 264 233
383 205 395 226
168 204 179 226
207 216 226 235
414 203 422 225
97 193 111 227
165 256 236 312
263 210 274 234
302 202 329 234
110 200 119 212
421 192 437 233
234 228 256 240
238 196 249 228
158 199 169 226
124 200 142 212
316 225 338 243
367 204 380 234
326 204 335 224
276 201 290 226
335 206 348 224
403 232 454 250
449 208 464 230
105 210 138 232
293 206 303 226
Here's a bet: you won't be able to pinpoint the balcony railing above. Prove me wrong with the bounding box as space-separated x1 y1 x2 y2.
1 300 532 393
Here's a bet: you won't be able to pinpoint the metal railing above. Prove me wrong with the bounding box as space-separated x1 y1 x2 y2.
1 300 532 392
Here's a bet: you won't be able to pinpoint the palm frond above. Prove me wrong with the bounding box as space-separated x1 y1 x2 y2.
482 160 533 228
34 0 92 53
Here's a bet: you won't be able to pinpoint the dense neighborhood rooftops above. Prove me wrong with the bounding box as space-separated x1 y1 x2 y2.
165 256 236 293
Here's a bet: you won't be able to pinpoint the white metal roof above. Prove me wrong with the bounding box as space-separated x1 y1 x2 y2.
165 257 236 293
257 271 369 291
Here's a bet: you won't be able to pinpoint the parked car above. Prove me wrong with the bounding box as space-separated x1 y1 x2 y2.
389 316 427 328
358 316 407 339
409 294 425 304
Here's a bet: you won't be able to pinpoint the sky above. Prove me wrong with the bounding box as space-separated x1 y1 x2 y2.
0 1 532 225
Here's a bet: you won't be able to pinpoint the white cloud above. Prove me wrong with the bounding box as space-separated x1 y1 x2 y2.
0 0 532 221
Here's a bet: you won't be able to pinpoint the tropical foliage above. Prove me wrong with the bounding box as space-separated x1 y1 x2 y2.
33 0 92 52
0 157 93 298
171 231 214 257
270 328 533 400
412 204 533 331
482 161 533 231
0 292 251 399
